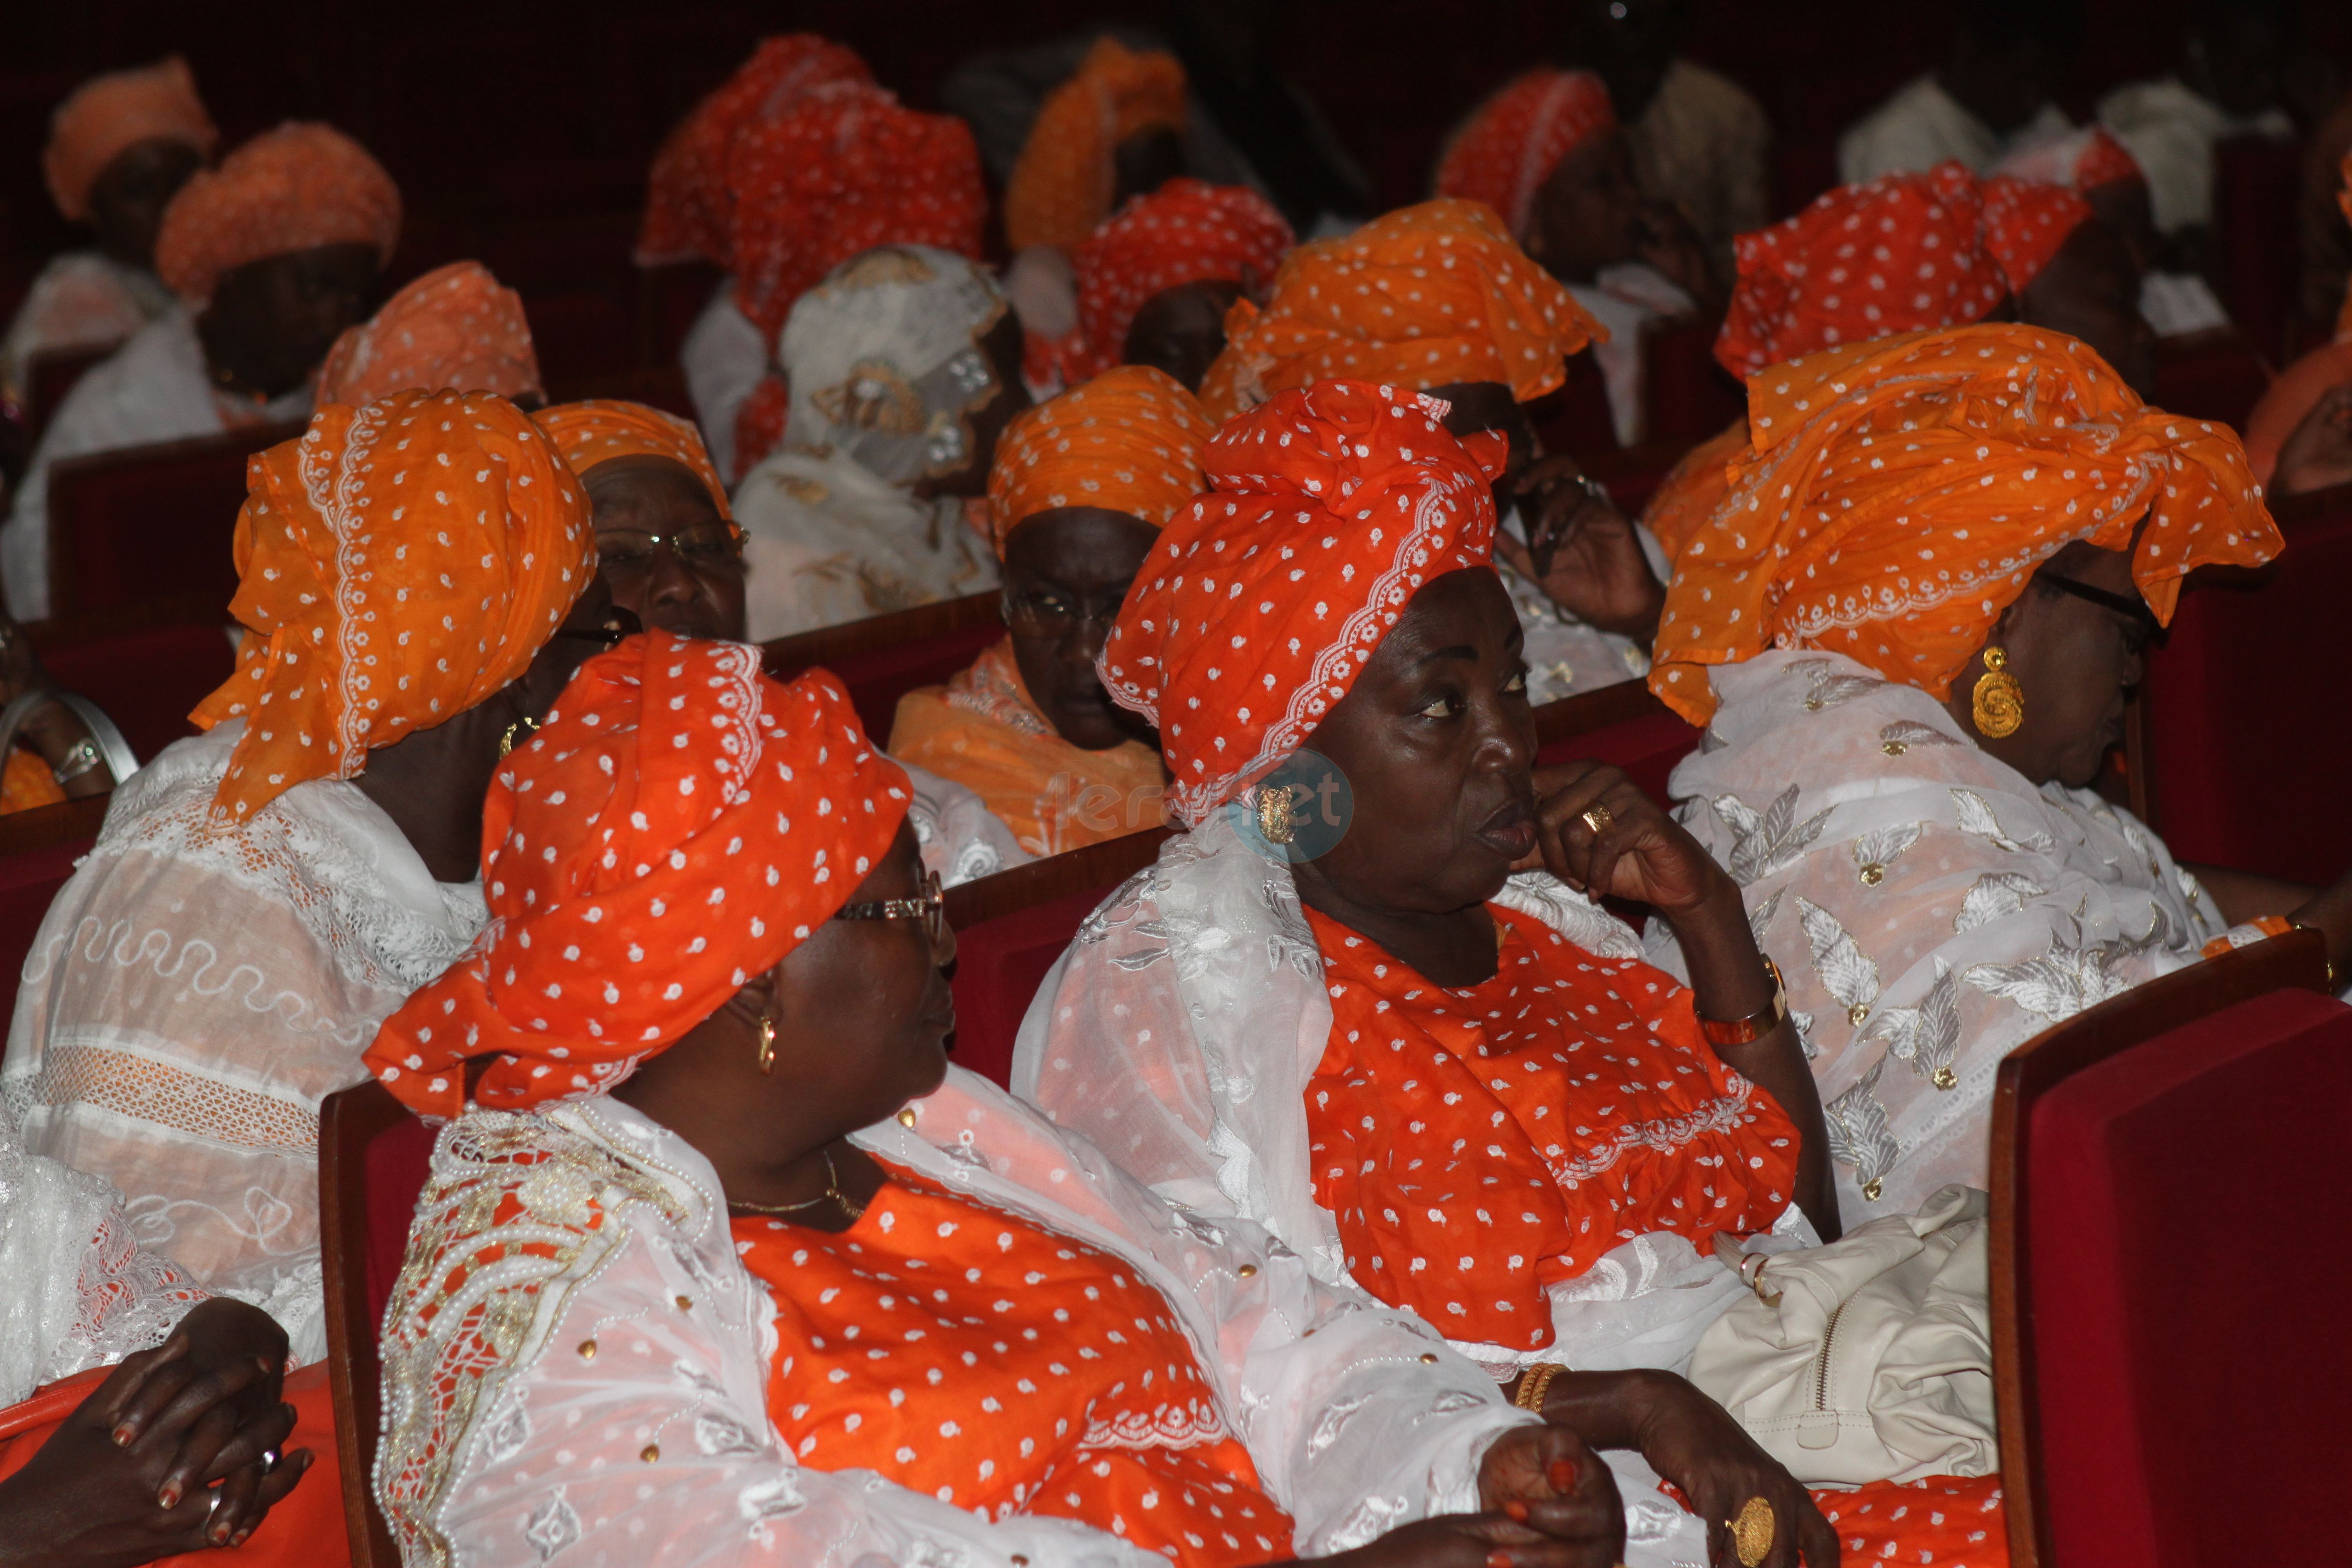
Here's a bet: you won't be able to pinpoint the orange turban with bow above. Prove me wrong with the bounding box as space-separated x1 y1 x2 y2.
366 639 910 1118
534 398 733 524
1434 69 1618 239
192 391 593 826
986 366 1215 553
1003 38 1188 254
1651 325 2282 725
316 261 541 407
1199 198 1602 421
154 122 400 304
44 57 217 222
1100 379 1508 825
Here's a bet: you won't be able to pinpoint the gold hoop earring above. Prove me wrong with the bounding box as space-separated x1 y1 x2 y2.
1971 647 2024 739
497 715 540 759
756 1009 777 1075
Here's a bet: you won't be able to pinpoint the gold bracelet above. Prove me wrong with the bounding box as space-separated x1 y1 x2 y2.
1513 1361 1567 1413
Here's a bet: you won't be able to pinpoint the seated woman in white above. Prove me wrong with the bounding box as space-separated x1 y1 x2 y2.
365 634 1627 1568
6 391 616 1361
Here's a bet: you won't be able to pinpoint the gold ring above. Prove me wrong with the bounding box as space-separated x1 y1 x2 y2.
1728 1495 1774 1568
1580 802 1615 835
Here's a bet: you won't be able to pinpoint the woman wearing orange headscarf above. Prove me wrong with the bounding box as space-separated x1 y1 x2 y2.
888 366 1198 858
5 391 617 1373
2243 152 2352 498
1647 324 2342 1225
315 259 541 409
536 398 743 641
367 633 1629 1568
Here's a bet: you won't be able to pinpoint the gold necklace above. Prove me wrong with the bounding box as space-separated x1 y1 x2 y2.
726 1148 867 1222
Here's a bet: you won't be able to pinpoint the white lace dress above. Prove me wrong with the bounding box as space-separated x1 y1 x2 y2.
377 1072 1532 1567
1644 650 2229 1224
4 720 487 1362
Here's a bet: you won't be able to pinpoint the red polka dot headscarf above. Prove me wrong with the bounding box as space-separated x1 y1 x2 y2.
1099 379 1508 826
1715 162 2008 380
366 637 911 1119
1651 324 2283 726
1067 178 1294 383
1979 174 2094 298
1434 68 1617 240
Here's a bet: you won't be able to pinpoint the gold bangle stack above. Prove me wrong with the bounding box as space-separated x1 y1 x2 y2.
1513 1361 1567 1413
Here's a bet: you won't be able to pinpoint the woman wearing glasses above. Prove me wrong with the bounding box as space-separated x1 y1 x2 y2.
368 636 1630 1568
1646 323 2352 1222
888 367 1199 857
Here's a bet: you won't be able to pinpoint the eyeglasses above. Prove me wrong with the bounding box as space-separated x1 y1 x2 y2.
598 522 743 573
832 868 947 946
2035 571 2161 653
1003 585 1129 636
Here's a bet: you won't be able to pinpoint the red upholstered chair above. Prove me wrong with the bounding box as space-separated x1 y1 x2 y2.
0 794 110 992
2150 329 2274 432
761 591 1008 744
44 422 299 618
1989 928 2342 1568
26 608 236 763
318 1079 433 1568
2139 486 2352 880
1532 679 1701 808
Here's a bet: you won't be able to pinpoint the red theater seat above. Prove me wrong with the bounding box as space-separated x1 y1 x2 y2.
1532 679 1700 808
26 608 235 763
318 1080 420 1568
762 591 1008 744
44 423 299 618
0 793 111 993
2151 328 2273 433
1990 929 2342 1567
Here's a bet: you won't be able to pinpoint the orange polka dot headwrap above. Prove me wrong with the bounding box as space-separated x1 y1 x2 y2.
1067 178 1294 383
1100 379 1509 825
635 34 875 270
987 366 1216 553
191 390 593 826
1434 69 1617 240
534 398 732 524
154 122 400 305
1650 324 2283 725
365 639 910 1119
1198 198 1604 422
1715 162 2006 380
315 261 542 408
43 56 217 223
1979 174 2093 297
1003 38 1189 254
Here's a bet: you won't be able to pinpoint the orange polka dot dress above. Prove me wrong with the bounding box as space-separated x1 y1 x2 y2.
1303 904 1800 1349
1813 1474 2008 1565
738 1163 1294 1567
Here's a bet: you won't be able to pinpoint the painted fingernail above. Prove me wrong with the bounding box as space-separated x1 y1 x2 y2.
209 1520 233 1546
157 1482 182 1509
1502 1499 1531 1522
1486 1553 1514 1568
111 1422 137 1446
1548 1457 1579 1491
232 1530 252 1548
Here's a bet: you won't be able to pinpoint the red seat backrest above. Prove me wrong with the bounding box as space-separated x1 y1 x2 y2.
361 1114 439 1330
1534 704 1701 808
947 883 1115 1089
2025 985 2352 1566
2150 331 2273 433
763 596 1009 744
0 835 92 992
817 625 1011 745
2142 498 2352 881
45 424 297 618
37 620 235 762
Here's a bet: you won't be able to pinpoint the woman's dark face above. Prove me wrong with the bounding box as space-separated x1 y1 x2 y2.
199 241 380 398
87 137 204 270
927 311 1035 499
770 825 957 1126
1123 278 1244 392
1970 542 2150 790
1526 129 1642 285
585 455 746 641
2018 218 2158 398
1290 567 1534 915
1002 506 1161 751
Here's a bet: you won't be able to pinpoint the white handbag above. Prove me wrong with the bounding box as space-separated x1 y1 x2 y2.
1685 1183 1997 1487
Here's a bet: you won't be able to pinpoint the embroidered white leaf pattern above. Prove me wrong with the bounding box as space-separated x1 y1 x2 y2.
1795 895 1881 1026
1789 1008 1817 1060
1954 871 2047 933
1715 784 1834 884
1878 719 1960 755
1823 1055 1901 1196
1852 822 1922 885
1950 788 2057 854
1788 658 1888 711
1962 911 2172 1024
1863 959 1962 1087
1748 889 1786 951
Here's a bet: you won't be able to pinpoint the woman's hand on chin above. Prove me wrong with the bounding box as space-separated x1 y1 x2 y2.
1523 758 1737 924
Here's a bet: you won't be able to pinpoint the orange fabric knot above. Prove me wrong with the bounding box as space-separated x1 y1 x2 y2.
1066 178 1294 383
1978 175 2092 296
535 397 732 524
316 260 541 408
1099 378 1508 826
154 121 400 304
741 1164 1292 1565
191 389 592 826
367 638 911 1120
1716 161 2007 381
988 364 1217 551
1304 905 1800 1349
1198 198 1603 422
635 35 876 270
43 57 217 222
1003 38 1189 254
1639 417 1750 565
1650 324 2284 726
1434 68 1618 240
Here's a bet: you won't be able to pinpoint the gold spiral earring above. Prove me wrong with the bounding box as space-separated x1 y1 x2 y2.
756 1009 777 1075
497 715 540 759
1971 647 2025 739
1256 784 1301 845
